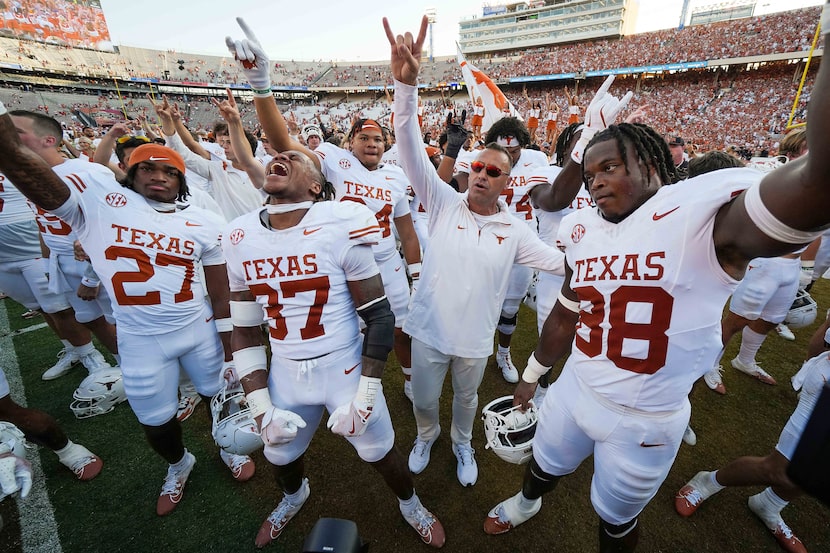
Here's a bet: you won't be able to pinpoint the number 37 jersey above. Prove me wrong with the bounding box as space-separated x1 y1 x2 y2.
50 171 226 334
223 202 381 360
556 168 762 411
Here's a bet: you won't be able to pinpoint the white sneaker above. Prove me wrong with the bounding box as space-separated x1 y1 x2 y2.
408 429 439 474
255 478 310 548
484 491 542 534
731 358 777 385
452 442 478 486
176 394 202 422
78 349 112 373
497 350 519 383
43 348 80 381
682 425 697 446
775 324 796 341
703 366 726 395
157 451 196 516
403 379 413 402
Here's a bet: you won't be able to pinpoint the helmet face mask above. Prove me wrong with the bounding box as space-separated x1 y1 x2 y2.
481 395 538 465
785 289 818 329
211 383 263 456
70 368 127 419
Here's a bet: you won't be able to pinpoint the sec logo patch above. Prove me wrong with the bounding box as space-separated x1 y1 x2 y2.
229 228 245 245
339 159 351 170
105 193 127 207
571 224 585 243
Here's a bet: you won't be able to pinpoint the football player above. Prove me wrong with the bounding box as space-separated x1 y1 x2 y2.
0 115 256 516
219 50 444 545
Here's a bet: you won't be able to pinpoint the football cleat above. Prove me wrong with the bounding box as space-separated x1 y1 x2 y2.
484 491 542 535
703 366 726 395
157 451 196 516
452 442 478 487
682 425 697 446
42 348 80 381
220 449 255 482
177 394 202 422
675 471 718 517
78 349 112 373
58 443 103 481
731 358 777 385
775 324 796 342
21 308 41 319
408 429 439 475
401 502 446 548
748 494 807 553
255 478 310 548
496 350 519 383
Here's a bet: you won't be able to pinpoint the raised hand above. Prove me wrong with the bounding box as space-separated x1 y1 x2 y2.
383 16 428 86
225 18 272 93
571 75 634 163
212 88 241 124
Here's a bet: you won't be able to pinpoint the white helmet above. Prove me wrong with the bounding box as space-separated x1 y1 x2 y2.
70 368 127 419
211 383 263 456
0 421 28 458
785 289 818 329
481 395 538 465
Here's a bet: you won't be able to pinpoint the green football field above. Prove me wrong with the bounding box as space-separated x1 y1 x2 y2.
1 284 828 553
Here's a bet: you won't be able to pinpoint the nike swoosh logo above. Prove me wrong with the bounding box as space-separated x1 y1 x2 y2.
652 207 679 221
385 176 395 180
344 363 359 375
205 315 215 323
524 162 533 167
457 225 466 230
303 227 322 235
185 221 201 227
639 442 665 448
148 156 171 162
350 420 356 434
395 266 402 272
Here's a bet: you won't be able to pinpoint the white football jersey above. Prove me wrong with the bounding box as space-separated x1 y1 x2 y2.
224 202 381 360
315 142 410 262
0 173 34 224
557 167 763 411
0 173 41 262
50 170 226 334
500 149 549 226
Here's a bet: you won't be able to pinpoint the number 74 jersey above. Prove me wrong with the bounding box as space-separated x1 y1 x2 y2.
556 168 762 411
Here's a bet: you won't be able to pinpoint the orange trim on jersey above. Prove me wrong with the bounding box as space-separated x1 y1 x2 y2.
65 173 87 193
349 226 382 239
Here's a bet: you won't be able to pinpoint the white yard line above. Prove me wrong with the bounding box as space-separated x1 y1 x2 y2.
0 302 63 553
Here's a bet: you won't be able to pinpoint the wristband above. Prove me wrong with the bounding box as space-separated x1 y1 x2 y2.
245 388 272 419
233 345 267 379
214 317 233 333
230 300 264 326
521 351 551 384
407 262 422 279
355 375 382 408
80 277 100 288
251 87 273 98
570 127 598 164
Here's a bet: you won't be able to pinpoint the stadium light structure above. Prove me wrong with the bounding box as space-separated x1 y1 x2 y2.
426 8 437 63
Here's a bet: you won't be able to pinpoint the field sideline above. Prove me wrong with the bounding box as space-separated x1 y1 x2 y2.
0 284 828 552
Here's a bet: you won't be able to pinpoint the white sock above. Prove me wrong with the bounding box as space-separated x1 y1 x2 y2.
517 492 539 511
55 440 76 460
751 487 788 527
74 342 95 356
705 470 726 497
170 449 191 471
60 339 74 351
498 345 510 356
114 353 121 365
401 366 411 380
399 491 419 512
285 480 307 503
737 327 767 366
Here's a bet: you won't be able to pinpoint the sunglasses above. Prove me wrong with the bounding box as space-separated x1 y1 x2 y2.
116 135 151 144
470 160 506 178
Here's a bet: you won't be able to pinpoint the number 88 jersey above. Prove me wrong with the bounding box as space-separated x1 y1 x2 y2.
556 169 762 411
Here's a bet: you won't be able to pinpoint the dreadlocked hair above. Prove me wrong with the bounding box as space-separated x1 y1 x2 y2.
312 165 336 201
582 123 678 188
554 122 582 167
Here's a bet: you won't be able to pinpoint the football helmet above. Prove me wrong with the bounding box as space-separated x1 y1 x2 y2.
70 368 127 419
0 421 27 458
481 395 538 465
523 271 539 312
785 289 818 329
211 383 263 456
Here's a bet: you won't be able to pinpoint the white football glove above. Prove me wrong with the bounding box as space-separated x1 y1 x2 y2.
570 75 634 164
0 453 32 501
327 375 382 437
225 18 272 93
259 406 306 446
